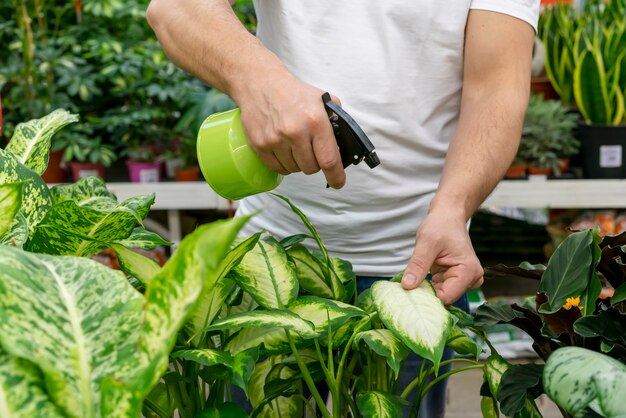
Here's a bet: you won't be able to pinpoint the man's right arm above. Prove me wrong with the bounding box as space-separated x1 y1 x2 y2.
147 0 346 187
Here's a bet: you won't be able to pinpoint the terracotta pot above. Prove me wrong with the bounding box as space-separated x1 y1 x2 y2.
70 161 105 181
527 166 552 176
42 149 68 183
505 163 527 178
531 77 559 101
175 165 200 182
126 160 163 183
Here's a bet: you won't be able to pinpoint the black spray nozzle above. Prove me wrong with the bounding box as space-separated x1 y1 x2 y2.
322 93 380 170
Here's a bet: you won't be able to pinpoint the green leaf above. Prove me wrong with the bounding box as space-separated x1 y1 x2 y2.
5 109 79 175
0 247 144 418
356 391 404 418
28 192 155 256
354 329 409 377
230 236 298 309
574 49 610 124
538 230 600 314
371 281 452 373
574 310 626 342
110 243 162 285
51 176 115 204
205 310 317 338
185 233 261 347
231 348 259 396
248 355 303 418
170 349 234 368
498 364 544 417
543 347 626 417
0 182 23 239
0 213 28 247
483 354 510 400
287 243 334 298
446 326 482 359
0 353 65 418
480 396 499 418
0 149 53 237
612 282 626 304
196 402 249 418
225 326 291 356
289 296 366 340
114 227 172 250
128 216 250 398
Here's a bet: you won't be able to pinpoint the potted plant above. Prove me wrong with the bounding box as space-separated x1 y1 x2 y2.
516 94 580 177
162 135 200 181
56 123 117 181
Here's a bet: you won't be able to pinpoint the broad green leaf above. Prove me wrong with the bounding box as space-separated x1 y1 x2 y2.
114 227 172 250
574 309 626 342
0 213 28 247
289 296 366 341
371 281 452 372
204 310 317 338
171 349 234 368
538 230 600 314
99 377 142 418
0 354 65 418
142 382 175 418
28 193 155 256
249 355 303 418
231 348 259 396
446 326 482 359
543 347 626 417
185 233 261 347
612 282 626 305
196 402 249 418
110 243 161 285
574 49 610 124
6 109 78 175
330 256 355 302
0 182 23 238
356 391 404 418
51 176 115 204
226 326 291 356
287 243 334 298
230 236 298 309
128 217 250 397
0 247 144 418
354 329 409 376
0 149 53 236
498 364 544 417
480 396 499 418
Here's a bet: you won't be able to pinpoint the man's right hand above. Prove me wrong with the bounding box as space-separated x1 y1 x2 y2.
235 73 346 189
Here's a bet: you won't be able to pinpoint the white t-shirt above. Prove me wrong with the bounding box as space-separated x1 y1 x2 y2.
237 1 539 277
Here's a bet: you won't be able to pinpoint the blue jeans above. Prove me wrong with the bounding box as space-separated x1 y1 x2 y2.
357 276 470 418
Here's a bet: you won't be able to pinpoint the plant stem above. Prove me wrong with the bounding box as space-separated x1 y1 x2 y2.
285 330 332 418
420 364 484 396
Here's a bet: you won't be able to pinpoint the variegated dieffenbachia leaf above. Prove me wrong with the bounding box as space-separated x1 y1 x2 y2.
0 213 28 247
185 233 261 347
249 354 305 418
230 236 298 309
446 326 482 359
356 391 404 418
288 296 365 342
110 243 161 285
225 325 291 356
51 176 115 204
0 353 65 418
0 149 53 236
354 329 409 377
0 246 144 418
171 349 234 368
126 216 250 399
287 243 334 298
27 192 155 256
0 182 23 239
114 227 172 250
371 281 452 372
5 109 78 175
205 310 317 339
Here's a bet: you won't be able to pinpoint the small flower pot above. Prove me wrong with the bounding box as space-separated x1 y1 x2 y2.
530 76 559 101
175 165 200 182
126 160 163 183
527 166 552 180
577 123 626 179
69 161 105 181
42 150 68 183
165 157 184 178
505 162 527 178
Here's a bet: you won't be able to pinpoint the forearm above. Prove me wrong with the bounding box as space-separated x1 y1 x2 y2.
146 0 288 102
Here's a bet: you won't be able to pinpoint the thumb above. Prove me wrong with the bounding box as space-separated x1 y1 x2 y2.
401 242 435 290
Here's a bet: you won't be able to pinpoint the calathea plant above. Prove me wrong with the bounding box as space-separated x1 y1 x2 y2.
475 228 626 418
0 109 254 416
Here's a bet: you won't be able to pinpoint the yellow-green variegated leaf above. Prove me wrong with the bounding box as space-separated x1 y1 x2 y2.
225 326 291 355
6 109 78 175
0 149 53 236
371 281 452 372
289 296 365 342
0 247 144 418
171 349 234 368
110 243 161 285
484 354 510 399
0 213 28 247
356 391 404 418
0 182 23 239
205 310 317 339
51 176 115 204
99 377 142 418
446 326 482 359
354 329 409 377
330 257 355 302
185 233 261 348
231 236 298 309
287 243 334 298
28 193 155 256
114 227 172 250
127 217 250 398
0 354 65 418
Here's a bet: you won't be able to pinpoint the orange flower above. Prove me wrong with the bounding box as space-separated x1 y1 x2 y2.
563 296 584 311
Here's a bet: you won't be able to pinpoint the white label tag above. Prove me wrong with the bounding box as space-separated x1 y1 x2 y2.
78 169 99 178
139 168 159 183
599 145 622 168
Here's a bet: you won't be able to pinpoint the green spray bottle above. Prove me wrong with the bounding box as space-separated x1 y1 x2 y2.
197 93 380 200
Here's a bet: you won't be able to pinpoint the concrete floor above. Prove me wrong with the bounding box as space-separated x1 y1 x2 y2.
446 364 562 418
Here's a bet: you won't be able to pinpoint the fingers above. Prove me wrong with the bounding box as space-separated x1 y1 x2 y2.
401 240 435 290
431 267 484 305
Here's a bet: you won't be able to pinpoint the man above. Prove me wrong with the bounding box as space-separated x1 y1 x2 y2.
147 1 538 416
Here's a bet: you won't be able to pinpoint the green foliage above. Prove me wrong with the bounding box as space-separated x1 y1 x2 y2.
518 94 580 171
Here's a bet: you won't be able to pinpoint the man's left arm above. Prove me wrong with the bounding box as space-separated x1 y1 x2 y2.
401 10 536 304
